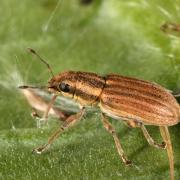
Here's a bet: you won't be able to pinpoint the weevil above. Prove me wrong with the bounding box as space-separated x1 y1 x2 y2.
20 48 180 180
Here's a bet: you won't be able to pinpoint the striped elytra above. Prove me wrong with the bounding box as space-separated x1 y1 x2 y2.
48 71 180 126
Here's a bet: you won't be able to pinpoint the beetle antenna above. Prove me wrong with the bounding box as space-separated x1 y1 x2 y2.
18 85 47 90
27 48 54 78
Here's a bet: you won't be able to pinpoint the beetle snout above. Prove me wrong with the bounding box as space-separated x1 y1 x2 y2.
48 85 57 90
48 80 59 92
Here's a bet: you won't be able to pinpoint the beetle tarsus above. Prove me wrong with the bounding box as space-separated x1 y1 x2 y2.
159 141 166 149
125 159 132 166
32 108 85 155
32 144 50 154
141 124 167 149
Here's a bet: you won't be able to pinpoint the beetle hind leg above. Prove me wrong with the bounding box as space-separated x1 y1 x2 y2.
101 113 131 165
140 124 166 149
125 120 166 149
159 126 174 180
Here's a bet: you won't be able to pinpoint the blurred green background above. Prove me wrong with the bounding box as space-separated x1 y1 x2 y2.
0 0 180 179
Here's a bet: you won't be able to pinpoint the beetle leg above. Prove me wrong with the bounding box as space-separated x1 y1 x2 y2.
21 88 68 127
31 109 41 119
30 108 46 128
101 113 131 165
140 124 166 149
159 126 174 180
41 94 57 120
32 107 85 154
125 120 141 128
34 94 67 128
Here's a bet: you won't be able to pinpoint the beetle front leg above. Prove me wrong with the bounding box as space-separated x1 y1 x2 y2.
32 107 85 154
42 95 57 119
32 94 67 128
140 124 166 149
20 88 68 127
36 94 58 127
101 113 131 165
31 95 57 128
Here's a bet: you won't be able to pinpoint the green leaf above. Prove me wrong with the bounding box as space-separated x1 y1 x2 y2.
0 0 179 179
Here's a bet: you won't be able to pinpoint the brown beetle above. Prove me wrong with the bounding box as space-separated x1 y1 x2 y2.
20 48 180 180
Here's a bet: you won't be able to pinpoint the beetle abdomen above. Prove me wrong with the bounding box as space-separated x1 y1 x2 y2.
99 74 180 126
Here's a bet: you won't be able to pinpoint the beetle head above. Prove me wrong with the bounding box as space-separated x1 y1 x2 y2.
48 71 77 98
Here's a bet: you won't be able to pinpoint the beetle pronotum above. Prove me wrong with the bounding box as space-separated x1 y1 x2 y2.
20 48 180 180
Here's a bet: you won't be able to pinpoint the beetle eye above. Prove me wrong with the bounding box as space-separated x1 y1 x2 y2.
59 83 70 92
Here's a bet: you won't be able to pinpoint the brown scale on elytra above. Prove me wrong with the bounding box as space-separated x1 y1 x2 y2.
19 48 180 180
